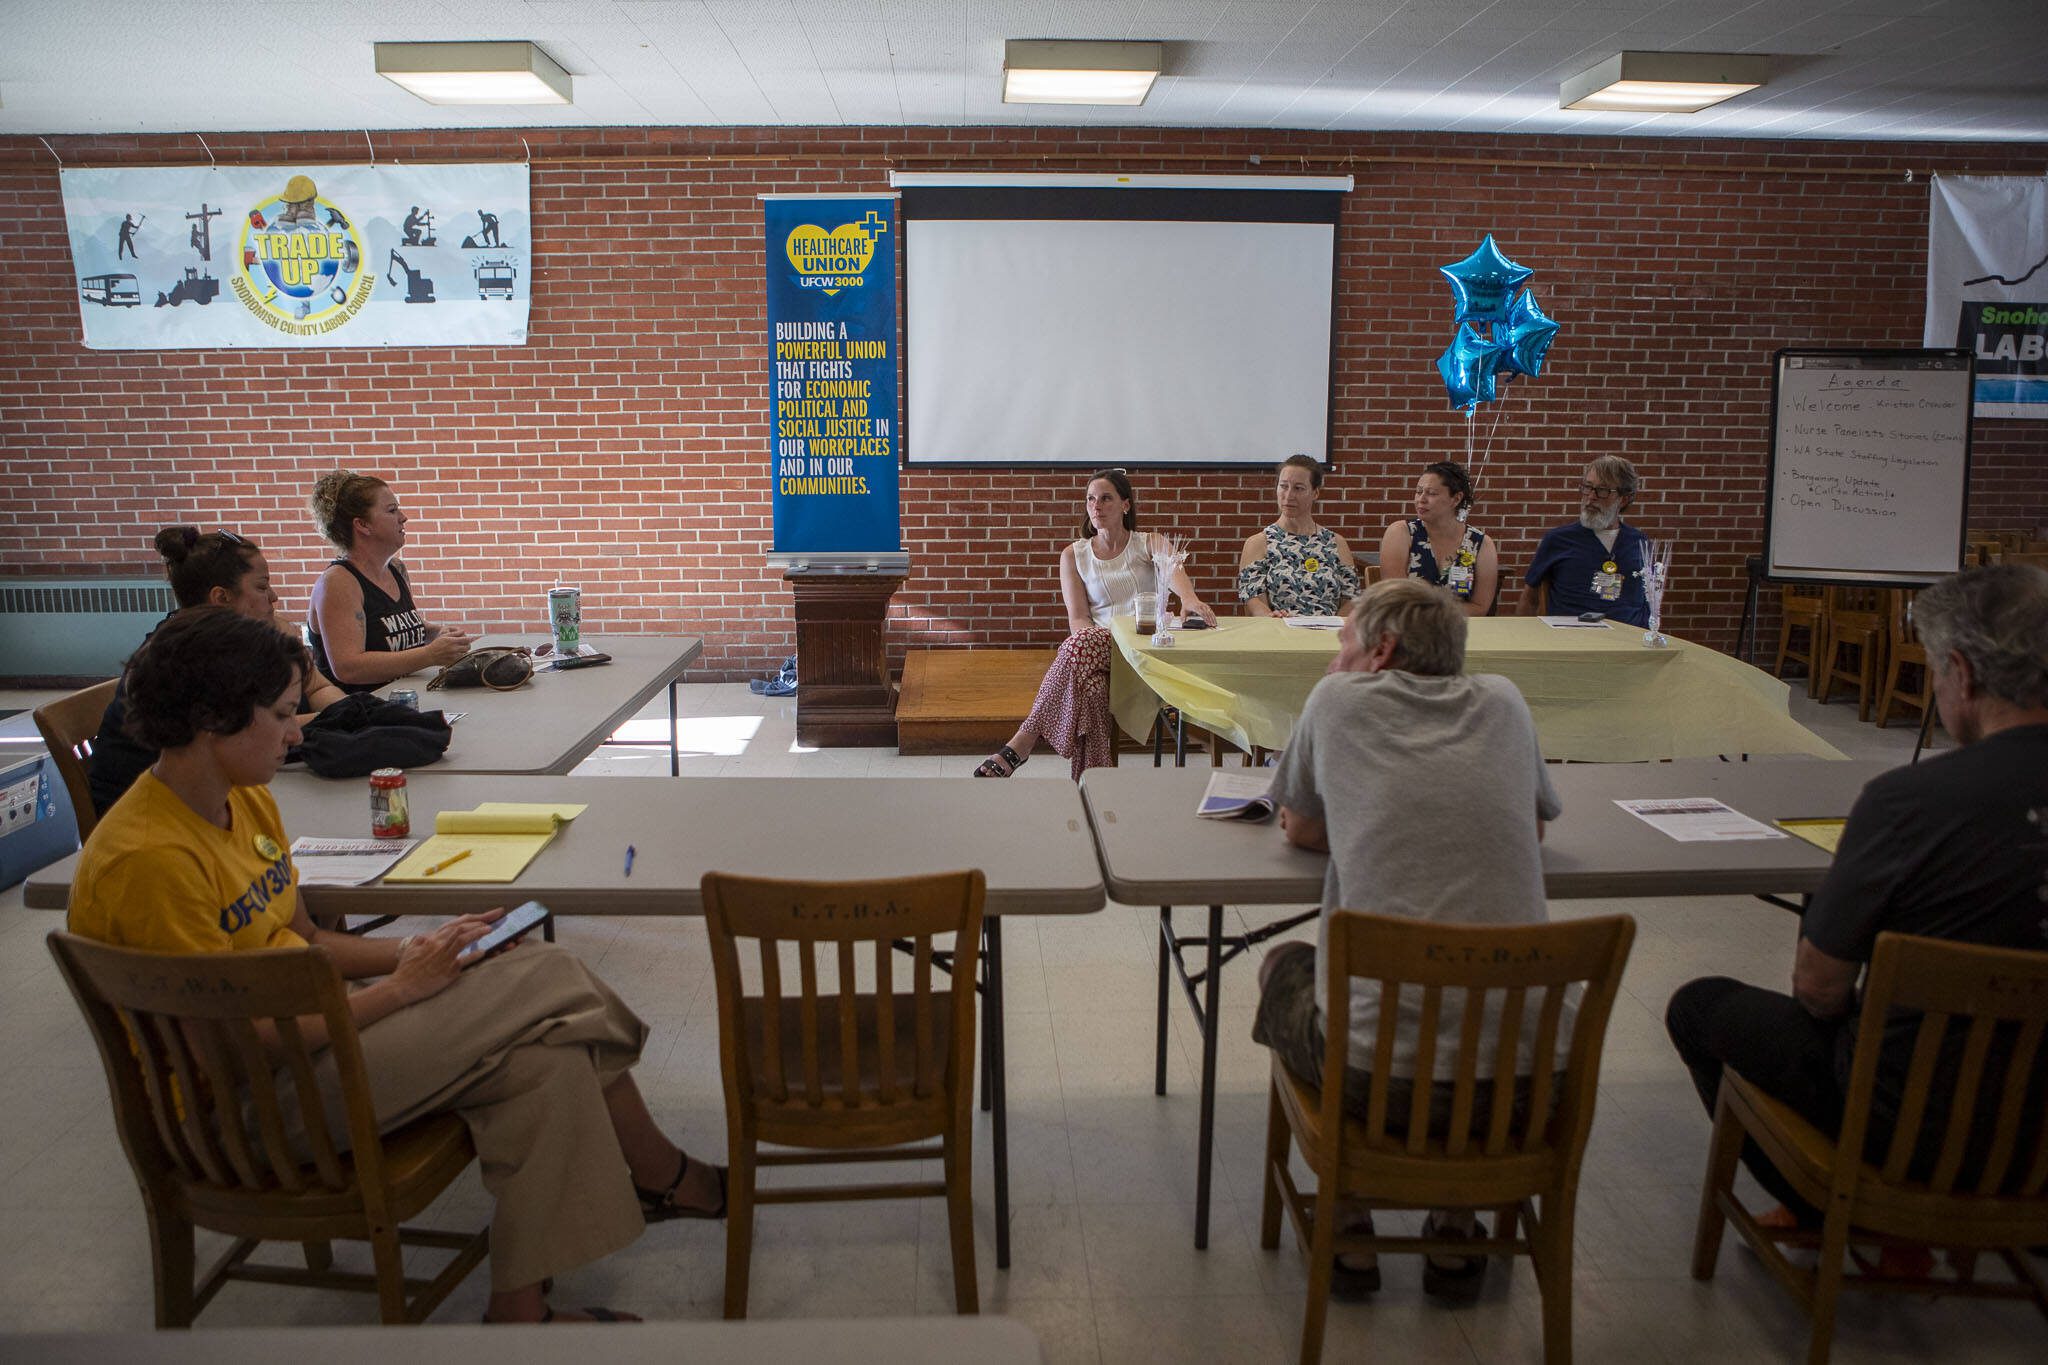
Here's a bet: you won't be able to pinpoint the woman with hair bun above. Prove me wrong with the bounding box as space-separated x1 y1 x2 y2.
87 526 346 815
1377 460 1500 617
1236 455 1361 618
306 471 471 692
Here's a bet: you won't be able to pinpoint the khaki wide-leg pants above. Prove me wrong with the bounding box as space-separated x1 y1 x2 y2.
310 942 653 1291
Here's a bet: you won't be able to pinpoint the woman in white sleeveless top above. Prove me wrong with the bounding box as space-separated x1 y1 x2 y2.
977 470 1215 780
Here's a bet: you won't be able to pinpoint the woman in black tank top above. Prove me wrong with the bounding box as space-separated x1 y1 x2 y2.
306 471 473 692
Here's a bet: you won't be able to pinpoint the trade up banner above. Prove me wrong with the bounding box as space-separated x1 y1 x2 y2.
763 194 901 558
1925 174 2048 418
60 163 530 349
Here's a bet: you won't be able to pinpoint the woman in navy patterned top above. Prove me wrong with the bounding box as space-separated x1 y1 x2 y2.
1236 456 1362 618
1376 460 1500 616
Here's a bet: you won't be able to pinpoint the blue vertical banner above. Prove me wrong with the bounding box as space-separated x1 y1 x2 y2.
764 195 901 556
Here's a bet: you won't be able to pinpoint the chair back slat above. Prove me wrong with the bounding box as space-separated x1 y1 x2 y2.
1841 934 2048 1203
1405 985 1444 1154
1442 989 1487 1157
1889 590 1921 649
1881 1014 1949 1184
701 871 986 1131
836 940 862 1107
274 1017 349 1188
226 1017 305 1194
1360 981 1402 1142
1976 1017 2044 1196
758 940 786 1102
1485 986 1528 1156
119 1005 199 1179
45 934 381 1204
1522 986 1568 1141
797 944 824 1106
1930 1016 2001 1193
151 1013 237 1187
875 940 898 1104
188 1023 267 1189
913 935 936 1097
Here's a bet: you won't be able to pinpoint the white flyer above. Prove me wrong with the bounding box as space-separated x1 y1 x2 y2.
290 836 416 886
1614 798 1788 843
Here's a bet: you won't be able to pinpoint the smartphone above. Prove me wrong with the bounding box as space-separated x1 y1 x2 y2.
458 900 551 967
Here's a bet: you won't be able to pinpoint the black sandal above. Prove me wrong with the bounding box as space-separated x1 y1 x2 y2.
1329 1211 1380 1301
635 1151 729 1222
1420 1212 1488 1303
973 744 1027 778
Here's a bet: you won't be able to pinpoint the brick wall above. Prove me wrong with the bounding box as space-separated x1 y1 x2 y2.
3 126 2044 682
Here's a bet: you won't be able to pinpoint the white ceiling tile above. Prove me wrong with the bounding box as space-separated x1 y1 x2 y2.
0 0 2041 139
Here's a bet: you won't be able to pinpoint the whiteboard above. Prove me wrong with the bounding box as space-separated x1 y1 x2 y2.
1765 349 1975 585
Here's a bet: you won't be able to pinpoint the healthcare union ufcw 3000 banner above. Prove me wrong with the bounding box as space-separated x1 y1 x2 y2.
765 195 900 557
60 163 530 348
1925 174 2048 418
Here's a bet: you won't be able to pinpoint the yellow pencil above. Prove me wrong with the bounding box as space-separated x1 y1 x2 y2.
422 848 473 877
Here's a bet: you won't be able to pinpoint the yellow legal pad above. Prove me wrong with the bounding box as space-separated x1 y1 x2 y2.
1776 819 1846 854
382 809 567 883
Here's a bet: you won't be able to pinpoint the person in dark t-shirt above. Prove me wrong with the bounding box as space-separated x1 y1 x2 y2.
89 527 347 814
305 470 472 694
1665 564 2048 1224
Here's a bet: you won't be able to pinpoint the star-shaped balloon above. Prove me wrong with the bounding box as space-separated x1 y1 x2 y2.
1498 288 1560 379
1437 323 1506 409
1438 234 1534 324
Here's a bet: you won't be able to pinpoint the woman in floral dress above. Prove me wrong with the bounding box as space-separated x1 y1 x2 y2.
1236 456 1362 618
1376 460 1500 616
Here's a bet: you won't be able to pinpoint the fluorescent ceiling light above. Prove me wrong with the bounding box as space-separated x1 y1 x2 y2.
1561 51 1767 114
1004 40 1162 106
375 41 572 106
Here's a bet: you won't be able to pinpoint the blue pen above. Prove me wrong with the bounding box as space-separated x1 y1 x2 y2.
624 844 636 877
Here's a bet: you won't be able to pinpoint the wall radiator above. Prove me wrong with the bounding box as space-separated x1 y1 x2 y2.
0 578 175 684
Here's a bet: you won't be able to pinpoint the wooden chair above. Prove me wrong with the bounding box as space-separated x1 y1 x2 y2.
1259 910 1636 1364
45 931 489 1327
1691 932 2048 1364
702 869 985 1319
1816 588 1888 721
2005 551 2048 572
1773 586 1828 696
32 678 118 842
1874 590 1932 729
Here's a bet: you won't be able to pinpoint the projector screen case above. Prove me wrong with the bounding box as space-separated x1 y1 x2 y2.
899 181 1346 468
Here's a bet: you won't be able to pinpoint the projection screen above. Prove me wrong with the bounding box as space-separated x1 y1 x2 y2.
895 175 1349 467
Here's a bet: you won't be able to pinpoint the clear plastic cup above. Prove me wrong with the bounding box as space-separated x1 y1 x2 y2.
1132 591 1159 634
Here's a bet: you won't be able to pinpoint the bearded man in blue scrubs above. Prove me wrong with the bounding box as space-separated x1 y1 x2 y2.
1517 456 1650 625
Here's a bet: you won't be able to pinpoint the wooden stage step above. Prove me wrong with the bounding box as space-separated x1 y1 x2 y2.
895 649 1055 755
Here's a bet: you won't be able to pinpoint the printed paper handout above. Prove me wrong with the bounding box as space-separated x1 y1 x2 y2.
1198 770 1278 821
1280 616 1346 630
1615 798 1787 843
289 836 415 887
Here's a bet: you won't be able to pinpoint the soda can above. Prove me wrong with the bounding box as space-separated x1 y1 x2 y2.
389 688 419 710
547 586 582 653
369 768 410 840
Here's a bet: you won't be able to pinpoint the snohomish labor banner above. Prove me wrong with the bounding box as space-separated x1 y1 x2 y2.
763 194 901 557
60 163 530 348
1925 174 2048 418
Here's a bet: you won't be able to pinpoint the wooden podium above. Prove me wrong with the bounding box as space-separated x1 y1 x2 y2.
785 567 905 747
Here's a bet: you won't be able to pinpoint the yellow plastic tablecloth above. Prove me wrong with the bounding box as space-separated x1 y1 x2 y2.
1108 616 1844 763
